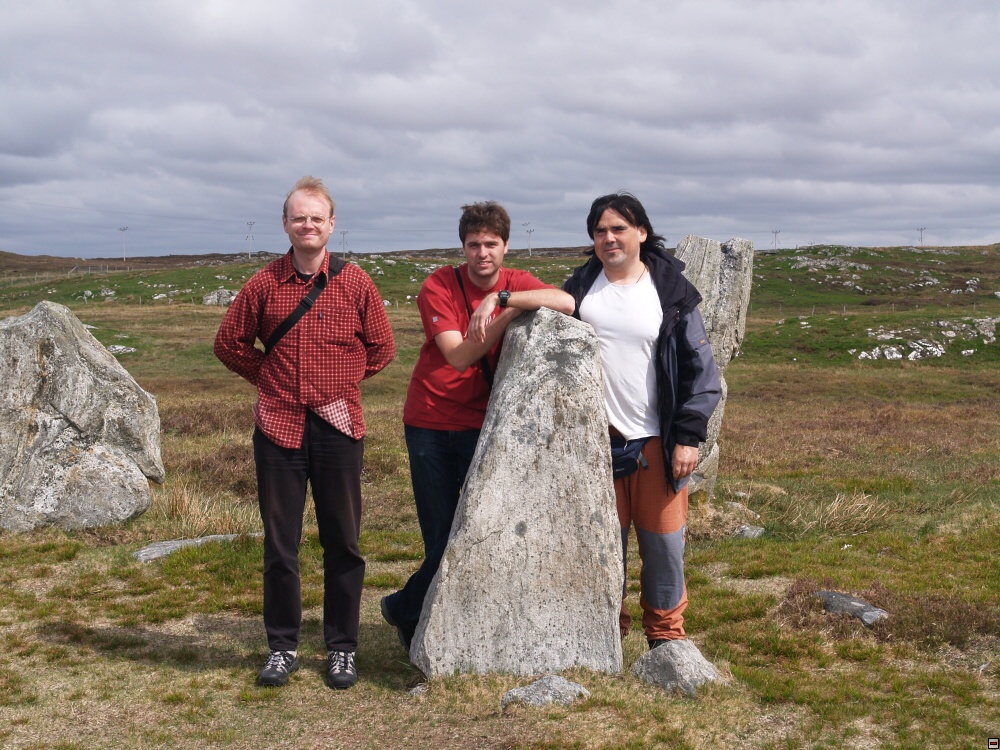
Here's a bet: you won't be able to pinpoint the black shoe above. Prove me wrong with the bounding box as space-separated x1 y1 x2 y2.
257 650 299 686
326 650 358 690
380 596 412 651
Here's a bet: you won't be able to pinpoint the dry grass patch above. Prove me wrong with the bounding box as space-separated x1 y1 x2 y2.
144 479 260 538
777 578 1000 652
757 489 892 538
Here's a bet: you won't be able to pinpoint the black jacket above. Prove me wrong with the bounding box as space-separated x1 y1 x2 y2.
563 249 723 491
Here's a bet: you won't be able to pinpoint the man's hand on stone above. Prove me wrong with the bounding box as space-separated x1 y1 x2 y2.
467 294 498 345
672 444 699 480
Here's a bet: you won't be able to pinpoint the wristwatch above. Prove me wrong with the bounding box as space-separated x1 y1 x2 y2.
498 289 510 309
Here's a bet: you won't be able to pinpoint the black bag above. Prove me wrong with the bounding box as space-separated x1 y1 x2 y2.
610 435 650 479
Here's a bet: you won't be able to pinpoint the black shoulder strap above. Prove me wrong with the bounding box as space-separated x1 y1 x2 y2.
453 266 494 388
264 258 345 354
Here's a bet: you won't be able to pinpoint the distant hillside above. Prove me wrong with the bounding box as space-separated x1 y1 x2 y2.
1 246 592 274
0 249 278 274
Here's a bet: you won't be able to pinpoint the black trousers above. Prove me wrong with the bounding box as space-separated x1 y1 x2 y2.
253 411 365 653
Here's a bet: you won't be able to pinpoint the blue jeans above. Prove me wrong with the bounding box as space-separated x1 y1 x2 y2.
382 425 481 637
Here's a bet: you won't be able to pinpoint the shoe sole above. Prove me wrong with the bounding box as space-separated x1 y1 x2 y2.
326 675 358 690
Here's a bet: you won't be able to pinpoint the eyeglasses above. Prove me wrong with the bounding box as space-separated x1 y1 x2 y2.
287 215 332 227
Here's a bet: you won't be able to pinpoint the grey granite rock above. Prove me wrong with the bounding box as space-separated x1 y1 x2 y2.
631 639 725 696
410 309 623 677
501 675 591 710
0 302 164 531
203 289 237 306
134 533 261 562
816 590 889 627
733 524 765 539
674 236 754 500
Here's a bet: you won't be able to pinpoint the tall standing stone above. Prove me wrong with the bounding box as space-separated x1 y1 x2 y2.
410 309 623 677
0 301 164 531
674 236 754 501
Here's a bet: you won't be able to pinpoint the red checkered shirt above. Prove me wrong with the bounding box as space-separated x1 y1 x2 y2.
214 249 395 448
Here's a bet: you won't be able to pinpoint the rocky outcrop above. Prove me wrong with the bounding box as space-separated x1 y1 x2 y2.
203 289 237 306
0 302 164 531
675 236 754 500
410 309 623 677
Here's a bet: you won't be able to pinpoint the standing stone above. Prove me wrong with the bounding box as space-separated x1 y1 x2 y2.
410 309 623 677
0 301 164 531
674 236 754 501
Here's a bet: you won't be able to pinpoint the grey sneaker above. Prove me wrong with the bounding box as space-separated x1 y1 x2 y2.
257 650 299 686
325 650 357 690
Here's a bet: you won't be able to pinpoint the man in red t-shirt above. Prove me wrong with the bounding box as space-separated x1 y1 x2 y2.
380 201 574 651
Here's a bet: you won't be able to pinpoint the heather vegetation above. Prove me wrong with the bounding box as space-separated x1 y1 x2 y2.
0 243 997 749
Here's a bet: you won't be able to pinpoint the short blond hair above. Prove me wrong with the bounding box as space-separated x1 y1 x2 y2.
283 176 335 217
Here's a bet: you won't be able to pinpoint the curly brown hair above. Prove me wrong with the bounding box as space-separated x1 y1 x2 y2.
458 201 510 244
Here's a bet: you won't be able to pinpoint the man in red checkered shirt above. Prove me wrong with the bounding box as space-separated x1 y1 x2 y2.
215 176 395 690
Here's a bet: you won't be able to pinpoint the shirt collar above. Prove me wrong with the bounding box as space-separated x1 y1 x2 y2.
277 247 330 284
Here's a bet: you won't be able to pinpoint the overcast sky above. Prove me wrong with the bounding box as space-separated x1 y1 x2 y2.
2 0 999 258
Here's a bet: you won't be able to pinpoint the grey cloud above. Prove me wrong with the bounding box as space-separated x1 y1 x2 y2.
2 0 999 257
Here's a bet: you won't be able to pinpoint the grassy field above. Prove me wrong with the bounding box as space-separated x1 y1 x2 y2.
0 243 997 749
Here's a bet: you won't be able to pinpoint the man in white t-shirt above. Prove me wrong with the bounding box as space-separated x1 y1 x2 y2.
563 192 721 649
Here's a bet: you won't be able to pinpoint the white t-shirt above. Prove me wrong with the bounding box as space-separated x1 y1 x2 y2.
579 268 663 440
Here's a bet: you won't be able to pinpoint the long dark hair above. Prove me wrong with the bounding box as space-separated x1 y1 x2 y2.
585 192 669 256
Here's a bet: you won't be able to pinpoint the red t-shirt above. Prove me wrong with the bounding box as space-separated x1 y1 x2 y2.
403 264 550 431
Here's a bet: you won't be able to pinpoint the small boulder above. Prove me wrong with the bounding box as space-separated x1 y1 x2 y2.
733 524 765 539
816 591 888 627
631 639 725 696
501 675 590 710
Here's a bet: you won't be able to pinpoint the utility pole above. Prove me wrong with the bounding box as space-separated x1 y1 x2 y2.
523 222 534 257
119 226 129 261
772 229 780 250
340 230 348 258
917 227 926 246
246 221 255 260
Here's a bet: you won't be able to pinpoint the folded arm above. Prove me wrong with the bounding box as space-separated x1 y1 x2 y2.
467 288 575 345
435 307 521 371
